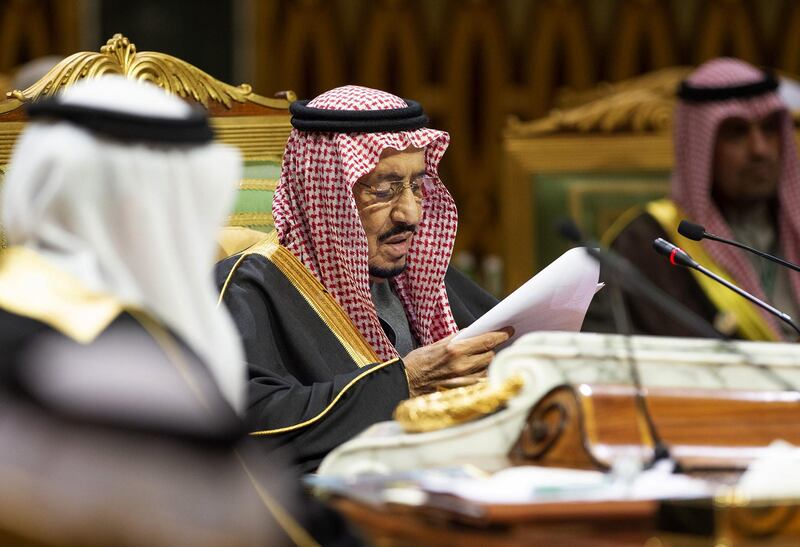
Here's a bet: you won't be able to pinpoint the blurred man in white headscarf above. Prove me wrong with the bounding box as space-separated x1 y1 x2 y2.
601 58 800 341
0 76 245 409
216 85 508 471
0 77 359 546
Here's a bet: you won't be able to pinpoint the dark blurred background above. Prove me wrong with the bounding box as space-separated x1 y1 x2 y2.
2 0 799 291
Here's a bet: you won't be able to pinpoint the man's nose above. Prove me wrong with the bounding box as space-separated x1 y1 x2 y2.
749 126 771 158
390 187 422 225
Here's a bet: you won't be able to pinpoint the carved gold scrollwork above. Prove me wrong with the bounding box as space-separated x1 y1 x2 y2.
6 34 283 109
506 66 691 136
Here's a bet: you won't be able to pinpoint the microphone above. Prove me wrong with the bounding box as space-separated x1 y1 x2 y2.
653 238 800 337
559 219 633 335
558 220 585 247
678 219 800 273
652 237 699 269
557 220 724 339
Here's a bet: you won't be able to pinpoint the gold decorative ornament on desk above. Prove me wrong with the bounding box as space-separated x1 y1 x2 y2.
393 374 525 433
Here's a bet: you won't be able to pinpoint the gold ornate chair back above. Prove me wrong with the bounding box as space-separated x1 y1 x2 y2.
501 67 688 291
501 67 800 292
0 34 293 247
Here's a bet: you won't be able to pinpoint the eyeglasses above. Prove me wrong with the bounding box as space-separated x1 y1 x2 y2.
355 174 436 204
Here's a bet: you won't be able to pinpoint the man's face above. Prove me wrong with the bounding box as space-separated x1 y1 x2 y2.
353 147 426 280
712 111 782 204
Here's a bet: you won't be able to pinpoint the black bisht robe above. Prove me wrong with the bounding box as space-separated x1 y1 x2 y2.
0 308 364 546
216 240 497 472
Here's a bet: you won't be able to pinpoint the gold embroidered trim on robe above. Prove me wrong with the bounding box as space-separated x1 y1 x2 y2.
217 233 407 435
249 358 401 436
217 231 380 367
0 247 123 343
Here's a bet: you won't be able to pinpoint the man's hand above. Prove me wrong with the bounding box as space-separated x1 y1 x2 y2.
402 328 513 396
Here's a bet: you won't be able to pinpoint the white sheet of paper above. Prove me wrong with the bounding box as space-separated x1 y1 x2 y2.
453 247 601 345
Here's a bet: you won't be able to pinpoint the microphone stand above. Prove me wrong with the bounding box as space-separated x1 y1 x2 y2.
606 271 632 337
595 253 668 464
695 263 800 336
606 283 673 467
703 232 800 273
679 219 800 273
654 237 800 391
558 221 713 469
653 237 800 337
579 247 725 340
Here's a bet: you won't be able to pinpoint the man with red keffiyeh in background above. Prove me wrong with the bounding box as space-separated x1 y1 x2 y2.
596 58 800 342
216 85 508 471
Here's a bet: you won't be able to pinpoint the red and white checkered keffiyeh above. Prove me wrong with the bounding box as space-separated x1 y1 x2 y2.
672 58 800 339
273 85 458 361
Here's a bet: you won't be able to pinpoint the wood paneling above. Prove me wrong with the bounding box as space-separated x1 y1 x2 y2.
4 0 797 291
243 0 798 292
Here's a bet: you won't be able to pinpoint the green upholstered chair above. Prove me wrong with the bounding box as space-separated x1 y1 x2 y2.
233 160 281 232
0 34 293 248
501 68 687 291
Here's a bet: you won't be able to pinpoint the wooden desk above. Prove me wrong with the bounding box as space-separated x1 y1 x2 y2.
334 494 800 546
325 377 800 545
334 497 668 546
